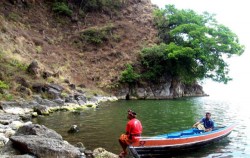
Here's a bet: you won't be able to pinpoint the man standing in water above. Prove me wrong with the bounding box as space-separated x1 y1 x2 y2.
119 109 143 158
193 112 215 132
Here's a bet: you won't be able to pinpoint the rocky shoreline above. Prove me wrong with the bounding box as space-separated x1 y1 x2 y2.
0 94 118 158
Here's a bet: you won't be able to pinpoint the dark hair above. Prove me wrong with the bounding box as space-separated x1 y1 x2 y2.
128 109 136 117
206 112 211 115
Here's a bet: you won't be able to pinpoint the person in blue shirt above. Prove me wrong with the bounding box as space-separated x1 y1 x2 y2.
193 112 215 132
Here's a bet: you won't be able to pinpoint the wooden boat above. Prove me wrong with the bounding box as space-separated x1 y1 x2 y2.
129 124 235 158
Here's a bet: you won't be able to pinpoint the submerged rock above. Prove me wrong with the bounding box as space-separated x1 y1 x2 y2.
68 125 79 133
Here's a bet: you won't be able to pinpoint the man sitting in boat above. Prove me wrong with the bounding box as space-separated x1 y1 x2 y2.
193 112 215 132
119 109 143 158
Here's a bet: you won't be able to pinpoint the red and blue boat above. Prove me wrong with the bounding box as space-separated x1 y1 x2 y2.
129 124 235 157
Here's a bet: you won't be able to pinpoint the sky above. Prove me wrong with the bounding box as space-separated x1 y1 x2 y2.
151 0 250 99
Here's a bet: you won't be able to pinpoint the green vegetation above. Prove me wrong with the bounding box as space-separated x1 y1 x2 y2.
0 80 9 90
52 2 73 16
120 64 140 84
9 59 28 71
80 24 116 45
121 5 244 84
7 12 20 21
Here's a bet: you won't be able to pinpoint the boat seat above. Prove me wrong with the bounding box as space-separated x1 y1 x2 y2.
181 130 194 135
193 129 204 133
167 133 181 138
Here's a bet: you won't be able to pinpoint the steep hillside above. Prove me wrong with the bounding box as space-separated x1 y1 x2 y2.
0 0 157 99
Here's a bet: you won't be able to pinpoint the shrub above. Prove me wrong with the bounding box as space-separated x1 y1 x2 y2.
52 2 73 16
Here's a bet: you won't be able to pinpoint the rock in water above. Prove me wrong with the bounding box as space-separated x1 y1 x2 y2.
10 135 81 158
68 125 79 133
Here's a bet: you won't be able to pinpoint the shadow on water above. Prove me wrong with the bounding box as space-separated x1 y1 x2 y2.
33 97 250 157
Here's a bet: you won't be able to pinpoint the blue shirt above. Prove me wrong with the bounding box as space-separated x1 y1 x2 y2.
200 118 214 129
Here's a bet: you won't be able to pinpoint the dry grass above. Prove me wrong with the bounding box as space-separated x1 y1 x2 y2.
0 0 157 95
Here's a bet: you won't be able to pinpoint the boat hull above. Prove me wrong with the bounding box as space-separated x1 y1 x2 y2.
129 124 235 158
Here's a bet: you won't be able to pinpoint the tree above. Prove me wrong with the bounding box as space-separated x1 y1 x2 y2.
141 5 244 83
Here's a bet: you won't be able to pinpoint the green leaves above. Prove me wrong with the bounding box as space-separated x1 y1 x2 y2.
142 5 245 84
120 64 140 84
52 2 73 16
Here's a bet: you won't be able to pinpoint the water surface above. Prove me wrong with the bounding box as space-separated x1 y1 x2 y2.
33 96 250 157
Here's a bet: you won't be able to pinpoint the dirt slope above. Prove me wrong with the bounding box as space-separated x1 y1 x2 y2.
0 0 157 93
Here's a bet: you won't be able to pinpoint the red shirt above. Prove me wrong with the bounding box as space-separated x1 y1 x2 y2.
126 118 143 135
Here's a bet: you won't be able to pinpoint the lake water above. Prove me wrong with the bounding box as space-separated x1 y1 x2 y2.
33 96 250 157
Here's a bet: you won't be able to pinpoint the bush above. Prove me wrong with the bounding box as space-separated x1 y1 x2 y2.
120 64 140 84
80 24 116 45
52 2 73 16
0 80 9 90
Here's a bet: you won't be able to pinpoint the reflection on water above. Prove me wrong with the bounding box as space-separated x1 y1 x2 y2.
33 96 250 157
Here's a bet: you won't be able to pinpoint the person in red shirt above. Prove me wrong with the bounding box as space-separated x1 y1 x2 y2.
119 109 143 158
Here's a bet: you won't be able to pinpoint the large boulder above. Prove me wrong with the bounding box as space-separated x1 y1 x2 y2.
15 124 62 140
10 135 81 158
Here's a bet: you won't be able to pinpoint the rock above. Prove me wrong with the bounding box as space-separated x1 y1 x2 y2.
7 154 36 158
15 124 63 140
1 140 21 155
47 88 61 99
75 142 85 153
68 125 79 133
64 79 70 84
65 96 78 104
32 95 43 103
20 114 32 122
53 98 65 105
10 135 81 158
31 83 46 93
33 105 50 115
84 150 93 157
39 99 58 107
42 71 53 79
69 84 76 90
74 95 87 105
78 84 86 88
48 84 64 92
0 113 21 125
9 121 24 130
27 61 40 76
0 133 9 144
31 112 38 117
4 129 16 138
15 77 30 88
93 148 118 158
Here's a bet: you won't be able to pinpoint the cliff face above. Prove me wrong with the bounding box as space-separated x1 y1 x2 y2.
116 76 206 100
